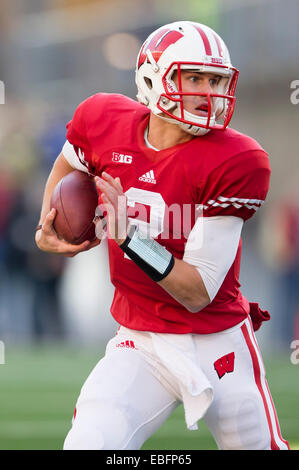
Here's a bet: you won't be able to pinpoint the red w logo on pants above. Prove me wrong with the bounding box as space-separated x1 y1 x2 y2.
214 352 235 379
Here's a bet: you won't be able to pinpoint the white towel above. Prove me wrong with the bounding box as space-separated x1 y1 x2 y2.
150 332 213 430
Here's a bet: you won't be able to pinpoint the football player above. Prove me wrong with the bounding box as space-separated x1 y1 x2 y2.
36 21 289 450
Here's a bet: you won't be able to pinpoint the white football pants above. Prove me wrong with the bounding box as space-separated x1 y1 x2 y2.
63 318 289 450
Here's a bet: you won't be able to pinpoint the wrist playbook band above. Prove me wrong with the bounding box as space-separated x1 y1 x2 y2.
119 224 174 282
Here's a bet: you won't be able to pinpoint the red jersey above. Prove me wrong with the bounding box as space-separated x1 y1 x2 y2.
66 93 271 334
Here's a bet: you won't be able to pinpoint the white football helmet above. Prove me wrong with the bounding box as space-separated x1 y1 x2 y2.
135 21 239 136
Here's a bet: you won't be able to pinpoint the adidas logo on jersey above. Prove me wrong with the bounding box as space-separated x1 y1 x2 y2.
116 340 136 349
139 170 156 184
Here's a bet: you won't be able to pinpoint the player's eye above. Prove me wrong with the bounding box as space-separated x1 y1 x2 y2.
188 75 200 83
209 77 221 87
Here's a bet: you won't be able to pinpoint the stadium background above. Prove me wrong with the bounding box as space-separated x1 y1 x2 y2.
0 0 298 450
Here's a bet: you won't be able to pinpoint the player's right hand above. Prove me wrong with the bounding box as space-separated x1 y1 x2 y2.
35 208 101 257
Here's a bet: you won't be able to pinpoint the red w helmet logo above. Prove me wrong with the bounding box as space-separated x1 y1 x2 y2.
214 352 235 379
137 29 183 68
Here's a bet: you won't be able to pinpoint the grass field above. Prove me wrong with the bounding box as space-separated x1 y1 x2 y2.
0 344 298 450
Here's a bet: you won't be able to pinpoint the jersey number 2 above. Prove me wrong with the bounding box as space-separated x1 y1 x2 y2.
125 187 165 238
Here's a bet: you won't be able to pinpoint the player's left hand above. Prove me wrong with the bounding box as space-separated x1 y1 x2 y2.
95 172 128 245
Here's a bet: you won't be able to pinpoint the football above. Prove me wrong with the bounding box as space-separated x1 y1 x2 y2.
50 170 99 244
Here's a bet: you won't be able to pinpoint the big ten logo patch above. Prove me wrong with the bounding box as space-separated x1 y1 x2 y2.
214 352 235 379
112 152 133 164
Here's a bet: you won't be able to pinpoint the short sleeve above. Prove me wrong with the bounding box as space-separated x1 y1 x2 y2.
66 97 94 173
62 140 89 173
201 150 271 221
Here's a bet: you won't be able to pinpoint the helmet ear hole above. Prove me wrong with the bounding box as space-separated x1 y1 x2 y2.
144 77 153 90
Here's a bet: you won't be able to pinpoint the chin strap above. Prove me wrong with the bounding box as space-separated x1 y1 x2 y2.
154 98 215 136
178 121 211 136
155 111 211 136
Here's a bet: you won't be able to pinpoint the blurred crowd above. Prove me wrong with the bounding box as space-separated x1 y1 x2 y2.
0 98 117 345
261 179 299 348
0 100 67 342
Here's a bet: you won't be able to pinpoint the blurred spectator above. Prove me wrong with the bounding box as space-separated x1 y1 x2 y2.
37 115 70 171
0 171 17 265
0 102 66 342
261 176 299 347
